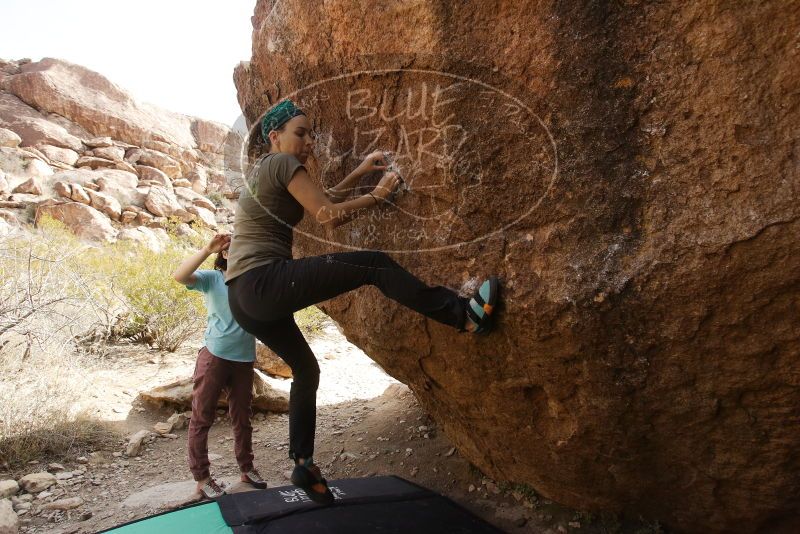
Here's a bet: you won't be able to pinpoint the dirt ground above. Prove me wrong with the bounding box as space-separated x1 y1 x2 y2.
5 320 661 534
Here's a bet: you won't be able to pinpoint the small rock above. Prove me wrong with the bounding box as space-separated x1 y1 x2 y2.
125 430 150 457
153 421 174 435
568 521 581 528
207 454 223 462
76 457 88 464
410 467 419 477
19 472 57 494
13 501 31 512
468 484 476 492
55 472 74 481
166 413 188 431
0 498 18 533
445 447 456 457
36 490 53 500
81 510 93 521
112 452 123 458
47 463 65 472
0 480 19 499
42 496 83 510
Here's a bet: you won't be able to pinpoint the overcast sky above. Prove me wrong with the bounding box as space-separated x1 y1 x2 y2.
0 0 255 127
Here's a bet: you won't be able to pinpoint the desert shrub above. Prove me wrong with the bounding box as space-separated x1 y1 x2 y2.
101 239 207 352
295 306 330 336
0 215 210 355
0 216 107 352
0 218 206 468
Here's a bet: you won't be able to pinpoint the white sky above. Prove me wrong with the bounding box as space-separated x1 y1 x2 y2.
0 0 255 127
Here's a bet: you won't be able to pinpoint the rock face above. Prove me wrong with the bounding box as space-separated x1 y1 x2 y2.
0 57 240 243
235 2 800 532
136 372 289 414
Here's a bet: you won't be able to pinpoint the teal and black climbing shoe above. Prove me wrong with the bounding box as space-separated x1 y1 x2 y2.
465 276 500 335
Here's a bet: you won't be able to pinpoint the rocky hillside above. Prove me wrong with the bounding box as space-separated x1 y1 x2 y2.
0 57 242 246
234 1 800 532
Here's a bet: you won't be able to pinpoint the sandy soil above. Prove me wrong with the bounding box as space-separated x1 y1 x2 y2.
7 320 658 534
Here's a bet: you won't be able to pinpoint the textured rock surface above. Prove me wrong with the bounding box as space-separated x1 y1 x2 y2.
0 127 20 148
136 372 289 414
0 498 17 534
255 342 293 378
0 56 241 245
36 200 117 242
18 472 56 494
3 58 227 156
235 1 800 531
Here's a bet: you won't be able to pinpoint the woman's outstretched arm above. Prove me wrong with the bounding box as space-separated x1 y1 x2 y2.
324 151 388 203
288 168 401 231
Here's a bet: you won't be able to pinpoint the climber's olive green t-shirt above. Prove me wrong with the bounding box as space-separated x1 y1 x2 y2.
225 153 305 283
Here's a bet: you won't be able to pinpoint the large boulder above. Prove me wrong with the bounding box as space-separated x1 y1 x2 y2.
87 145 125 161
136 371 289 414
234 2 800 532
95 170 143 207
135 165 171 188
144 185 183 218
0 92 83 151
36 200 117 242
191 119 230 154
255 343 292 379
4 58 197 150
35 144 79 166
87 189 122 220
0 127 20 148
127 148 182 179
10 177 42 196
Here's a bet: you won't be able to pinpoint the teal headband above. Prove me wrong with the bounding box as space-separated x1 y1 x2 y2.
261 100 305 142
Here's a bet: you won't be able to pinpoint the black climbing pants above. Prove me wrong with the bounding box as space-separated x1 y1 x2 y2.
227 251 467 460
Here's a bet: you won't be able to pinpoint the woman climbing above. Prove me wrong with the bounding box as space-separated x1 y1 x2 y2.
225 99 499 504
173 233 268 499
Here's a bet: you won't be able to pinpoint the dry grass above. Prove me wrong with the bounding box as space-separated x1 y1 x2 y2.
0 217 209 468
0 410 118 472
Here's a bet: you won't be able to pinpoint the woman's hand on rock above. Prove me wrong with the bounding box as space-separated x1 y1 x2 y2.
373 171 402 200
357 151 388 176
